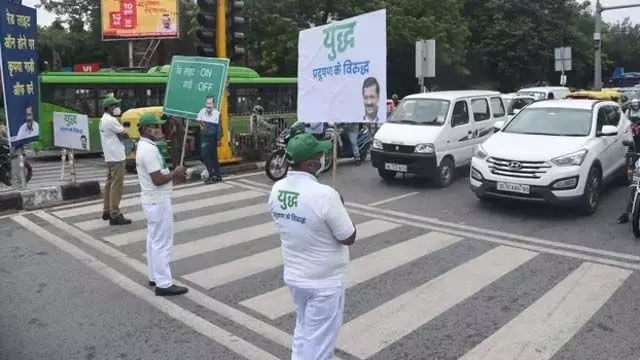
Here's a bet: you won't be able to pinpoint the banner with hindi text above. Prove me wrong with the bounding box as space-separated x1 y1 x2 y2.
297 9 387 124
0 1 39 149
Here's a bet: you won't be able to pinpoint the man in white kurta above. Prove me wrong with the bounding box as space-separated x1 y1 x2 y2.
136 113 188 296
268 133 357 359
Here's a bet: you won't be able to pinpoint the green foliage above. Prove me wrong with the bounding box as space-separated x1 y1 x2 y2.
33 0 640 94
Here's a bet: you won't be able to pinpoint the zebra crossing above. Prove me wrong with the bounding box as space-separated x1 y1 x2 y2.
15 179 640 359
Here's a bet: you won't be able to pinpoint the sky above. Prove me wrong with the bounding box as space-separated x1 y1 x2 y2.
20 0 640 26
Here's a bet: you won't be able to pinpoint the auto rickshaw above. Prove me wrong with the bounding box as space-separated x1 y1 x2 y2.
567 90 630 110
121 106 200 173
121 107 169 173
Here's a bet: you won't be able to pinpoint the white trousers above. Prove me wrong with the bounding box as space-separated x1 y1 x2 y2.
288 285 345 360
143 199 174 289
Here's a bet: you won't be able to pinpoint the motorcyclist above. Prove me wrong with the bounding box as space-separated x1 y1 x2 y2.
249 105 275 136
617 100 640 224
340 122 361 165
617 156 640 224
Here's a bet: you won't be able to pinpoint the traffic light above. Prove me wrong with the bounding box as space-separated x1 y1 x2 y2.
228 0 246 62
196 0 217 57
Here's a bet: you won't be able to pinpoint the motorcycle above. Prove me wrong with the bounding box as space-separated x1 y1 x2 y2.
0 138 32 186
623 139 640 237
264 122 373 181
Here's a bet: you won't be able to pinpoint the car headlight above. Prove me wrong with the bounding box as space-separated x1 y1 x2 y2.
474 144 488 159
551 149 588 167
415 143 435 153
372 139 382 149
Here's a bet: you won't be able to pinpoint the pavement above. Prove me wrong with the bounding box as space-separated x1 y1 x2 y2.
3 160 640 359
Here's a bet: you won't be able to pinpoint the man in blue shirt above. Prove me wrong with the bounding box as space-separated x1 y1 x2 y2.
197 96 222 184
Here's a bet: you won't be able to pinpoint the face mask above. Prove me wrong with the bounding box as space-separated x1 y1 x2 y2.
112 107 122 116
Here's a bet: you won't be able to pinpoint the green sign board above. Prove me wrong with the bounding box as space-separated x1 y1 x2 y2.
163 56 230 119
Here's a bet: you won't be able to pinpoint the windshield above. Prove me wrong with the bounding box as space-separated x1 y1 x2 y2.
508 98 535 115
388 99 450 126
502 108 592 136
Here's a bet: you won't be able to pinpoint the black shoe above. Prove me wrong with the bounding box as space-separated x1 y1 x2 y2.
148 281 156 287
617 214 629 224
155 285 188 296
354 158 362 166
110 214 133 226
102 212 110 220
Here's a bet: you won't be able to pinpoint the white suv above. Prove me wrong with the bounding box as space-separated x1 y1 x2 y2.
470 99 632 214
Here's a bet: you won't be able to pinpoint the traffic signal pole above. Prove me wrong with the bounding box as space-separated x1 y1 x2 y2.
216 0 227 58
215 0 234 161
594 0 640 90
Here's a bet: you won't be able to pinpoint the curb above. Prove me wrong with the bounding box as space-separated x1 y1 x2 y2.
0 180 102 213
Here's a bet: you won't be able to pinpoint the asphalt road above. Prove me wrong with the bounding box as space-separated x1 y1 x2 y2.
3 161 640 360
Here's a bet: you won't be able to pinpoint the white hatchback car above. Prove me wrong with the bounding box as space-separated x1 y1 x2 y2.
470 99 632 214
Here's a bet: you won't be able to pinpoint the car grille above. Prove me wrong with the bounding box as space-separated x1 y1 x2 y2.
382 143 415 153
487 157 551 179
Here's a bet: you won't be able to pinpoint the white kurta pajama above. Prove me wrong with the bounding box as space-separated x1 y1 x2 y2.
268 171 355 360
136 137 174 289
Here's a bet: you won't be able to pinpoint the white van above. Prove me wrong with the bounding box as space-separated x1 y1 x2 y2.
370 90 507 187
516 86 570 100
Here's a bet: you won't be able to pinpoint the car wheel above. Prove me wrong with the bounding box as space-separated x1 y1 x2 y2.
436 157 455 188
378 168 396 182
578 166 602 215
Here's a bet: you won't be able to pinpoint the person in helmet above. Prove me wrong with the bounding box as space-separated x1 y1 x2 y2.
617 99 640 224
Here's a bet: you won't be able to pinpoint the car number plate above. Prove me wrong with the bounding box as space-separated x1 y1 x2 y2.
497 181 530 194
385 163 407 172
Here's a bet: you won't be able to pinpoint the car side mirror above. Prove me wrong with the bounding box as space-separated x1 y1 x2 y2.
598 125 618 136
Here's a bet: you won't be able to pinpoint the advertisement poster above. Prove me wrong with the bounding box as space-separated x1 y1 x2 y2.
297 9 387 124
0 1 39 149
53 112 90 151
101 0 179 41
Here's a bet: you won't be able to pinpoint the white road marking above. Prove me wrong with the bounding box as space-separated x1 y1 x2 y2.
107 203 268 246
184 219 400 289
241 231 462 320
13 214 280 360
336 246 539 359
101 191 265 245
460 262 631 360
367 191 420 206
347 202 640 264
32 210 344 360
227 180 640 269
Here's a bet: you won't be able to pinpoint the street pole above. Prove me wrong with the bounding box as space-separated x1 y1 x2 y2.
594 0 602 90
216 0 231 158
593 0 640 90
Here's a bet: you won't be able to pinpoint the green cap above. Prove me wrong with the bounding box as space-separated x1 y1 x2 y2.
102 96 121 108
139 113 165 126
285 133 332 164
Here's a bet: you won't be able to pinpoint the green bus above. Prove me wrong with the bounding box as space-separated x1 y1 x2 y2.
31 65 297 153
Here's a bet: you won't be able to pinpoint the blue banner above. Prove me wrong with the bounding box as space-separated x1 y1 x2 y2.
0 2 38 149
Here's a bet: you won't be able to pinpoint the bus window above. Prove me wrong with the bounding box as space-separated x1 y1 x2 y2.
139 87 164 107
74 88 98 117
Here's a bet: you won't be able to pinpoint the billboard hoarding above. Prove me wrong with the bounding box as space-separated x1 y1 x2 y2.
297 9 387 124
101 0 180 41
0 1 39 149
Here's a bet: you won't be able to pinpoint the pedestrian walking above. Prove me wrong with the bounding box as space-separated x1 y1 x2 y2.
196 95 222 184
100 96 132 225
268 133 357 359
136 113 188 296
